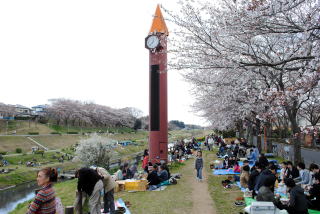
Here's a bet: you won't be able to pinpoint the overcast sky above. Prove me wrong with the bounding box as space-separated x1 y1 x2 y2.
0 0 208 126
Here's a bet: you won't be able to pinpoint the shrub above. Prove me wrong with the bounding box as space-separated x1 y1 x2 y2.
35 150 45 155
28 132 39 135
0 151 7 155
74 134 118 169
67 131 78 134
16 148 23 153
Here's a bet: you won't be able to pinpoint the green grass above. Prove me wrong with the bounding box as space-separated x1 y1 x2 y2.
0 120 53 135
32 135 84 150
50 124 134 134
204 150 243 214
11 159 191 214
0 161 81 189
0 136 35 153
114 160 192 214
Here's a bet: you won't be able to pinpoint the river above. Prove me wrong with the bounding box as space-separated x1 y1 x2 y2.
0 182 38 214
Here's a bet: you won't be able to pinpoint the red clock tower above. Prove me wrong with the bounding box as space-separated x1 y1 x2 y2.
145 5 169 164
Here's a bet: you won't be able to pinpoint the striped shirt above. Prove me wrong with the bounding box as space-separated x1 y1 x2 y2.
27 183 56 214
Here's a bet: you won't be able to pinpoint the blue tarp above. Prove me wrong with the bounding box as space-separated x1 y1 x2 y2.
213 169 240 175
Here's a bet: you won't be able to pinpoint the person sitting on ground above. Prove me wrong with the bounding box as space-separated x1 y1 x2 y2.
122 163 133 179
233 161 241 173
158 165 169 182
256 176 277 202
258 153 269 168
142 149 149 170
27 167 58 214
162 163 171 179
223 156 230 169
309 163 320 184
255 164 277 194
278 178 309 214
241 160 250 172
229 156 237 167
286 161 300 179
147 164 161 190
248 149 257 163
240 165 250 189
130 163 138 177
307 173 320 210
280 161 288 182
248 163 261 198
114 165 124 181
296 162 310 185
75 167 104 214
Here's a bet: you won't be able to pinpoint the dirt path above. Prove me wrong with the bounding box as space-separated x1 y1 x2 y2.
186 157 217 214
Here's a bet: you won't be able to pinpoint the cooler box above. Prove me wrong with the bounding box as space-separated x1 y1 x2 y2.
124 180 148 191
250 201 275 214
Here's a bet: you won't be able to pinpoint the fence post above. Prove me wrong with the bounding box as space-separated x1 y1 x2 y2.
65 206 74 214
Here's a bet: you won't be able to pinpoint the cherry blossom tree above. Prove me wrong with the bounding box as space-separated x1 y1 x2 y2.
166 0 320 163
46 98 137 129
0 103 15 117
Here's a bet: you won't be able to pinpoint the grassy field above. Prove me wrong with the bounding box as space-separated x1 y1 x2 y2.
50 124 134 134
0 136 35 153
204 151 244 214
0 161 81 189
32 135 84 150
0 120 53 135
10 161 192 214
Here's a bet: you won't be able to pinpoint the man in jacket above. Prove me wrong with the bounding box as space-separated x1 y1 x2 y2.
278 178 309 214
147 164 161 190
256 176 276 202
286 161 299 179
307 173 320 210
254 164 277 193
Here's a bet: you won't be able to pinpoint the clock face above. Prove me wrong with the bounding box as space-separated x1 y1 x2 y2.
146 35 160 49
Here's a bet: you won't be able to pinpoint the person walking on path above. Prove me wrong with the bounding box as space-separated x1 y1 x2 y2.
195 151 204 181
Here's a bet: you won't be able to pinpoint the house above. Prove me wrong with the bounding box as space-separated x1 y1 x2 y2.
31 105 47 116
15 104 32 118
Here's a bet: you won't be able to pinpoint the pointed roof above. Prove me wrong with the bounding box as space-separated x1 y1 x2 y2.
149 5 169 36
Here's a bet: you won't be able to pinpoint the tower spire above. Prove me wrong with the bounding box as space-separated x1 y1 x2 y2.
149 5 169 36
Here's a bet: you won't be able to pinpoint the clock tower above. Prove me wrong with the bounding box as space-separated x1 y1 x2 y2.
145 5 169 164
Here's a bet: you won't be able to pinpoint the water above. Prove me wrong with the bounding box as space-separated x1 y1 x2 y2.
0 182 37 214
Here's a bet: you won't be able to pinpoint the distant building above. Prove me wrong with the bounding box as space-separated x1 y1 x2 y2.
15 104 32 118
31 105 48 116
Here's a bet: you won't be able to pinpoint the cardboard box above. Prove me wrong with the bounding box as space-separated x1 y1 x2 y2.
250 201 275 214
115 181 126 192
124 180 148 191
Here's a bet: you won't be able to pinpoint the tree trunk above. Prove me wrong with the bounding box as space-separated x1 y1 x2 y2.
255 118 262 152
289 116 302 164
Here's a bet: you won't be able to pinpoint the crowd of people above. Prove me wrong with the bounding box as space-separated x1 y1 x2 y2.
213 136 320 214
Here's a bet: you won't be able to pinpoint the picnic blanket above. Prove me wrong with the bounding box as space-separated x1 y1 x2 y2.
236 181 246 192
244 197 320 214
213 169 240 175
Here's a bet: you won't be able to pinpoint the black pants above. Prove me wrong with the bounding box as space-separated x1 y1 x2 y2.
103 189 115 214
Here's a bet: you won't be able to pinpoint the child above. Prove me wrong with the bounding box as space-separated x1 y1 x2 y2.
195 151 203 181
